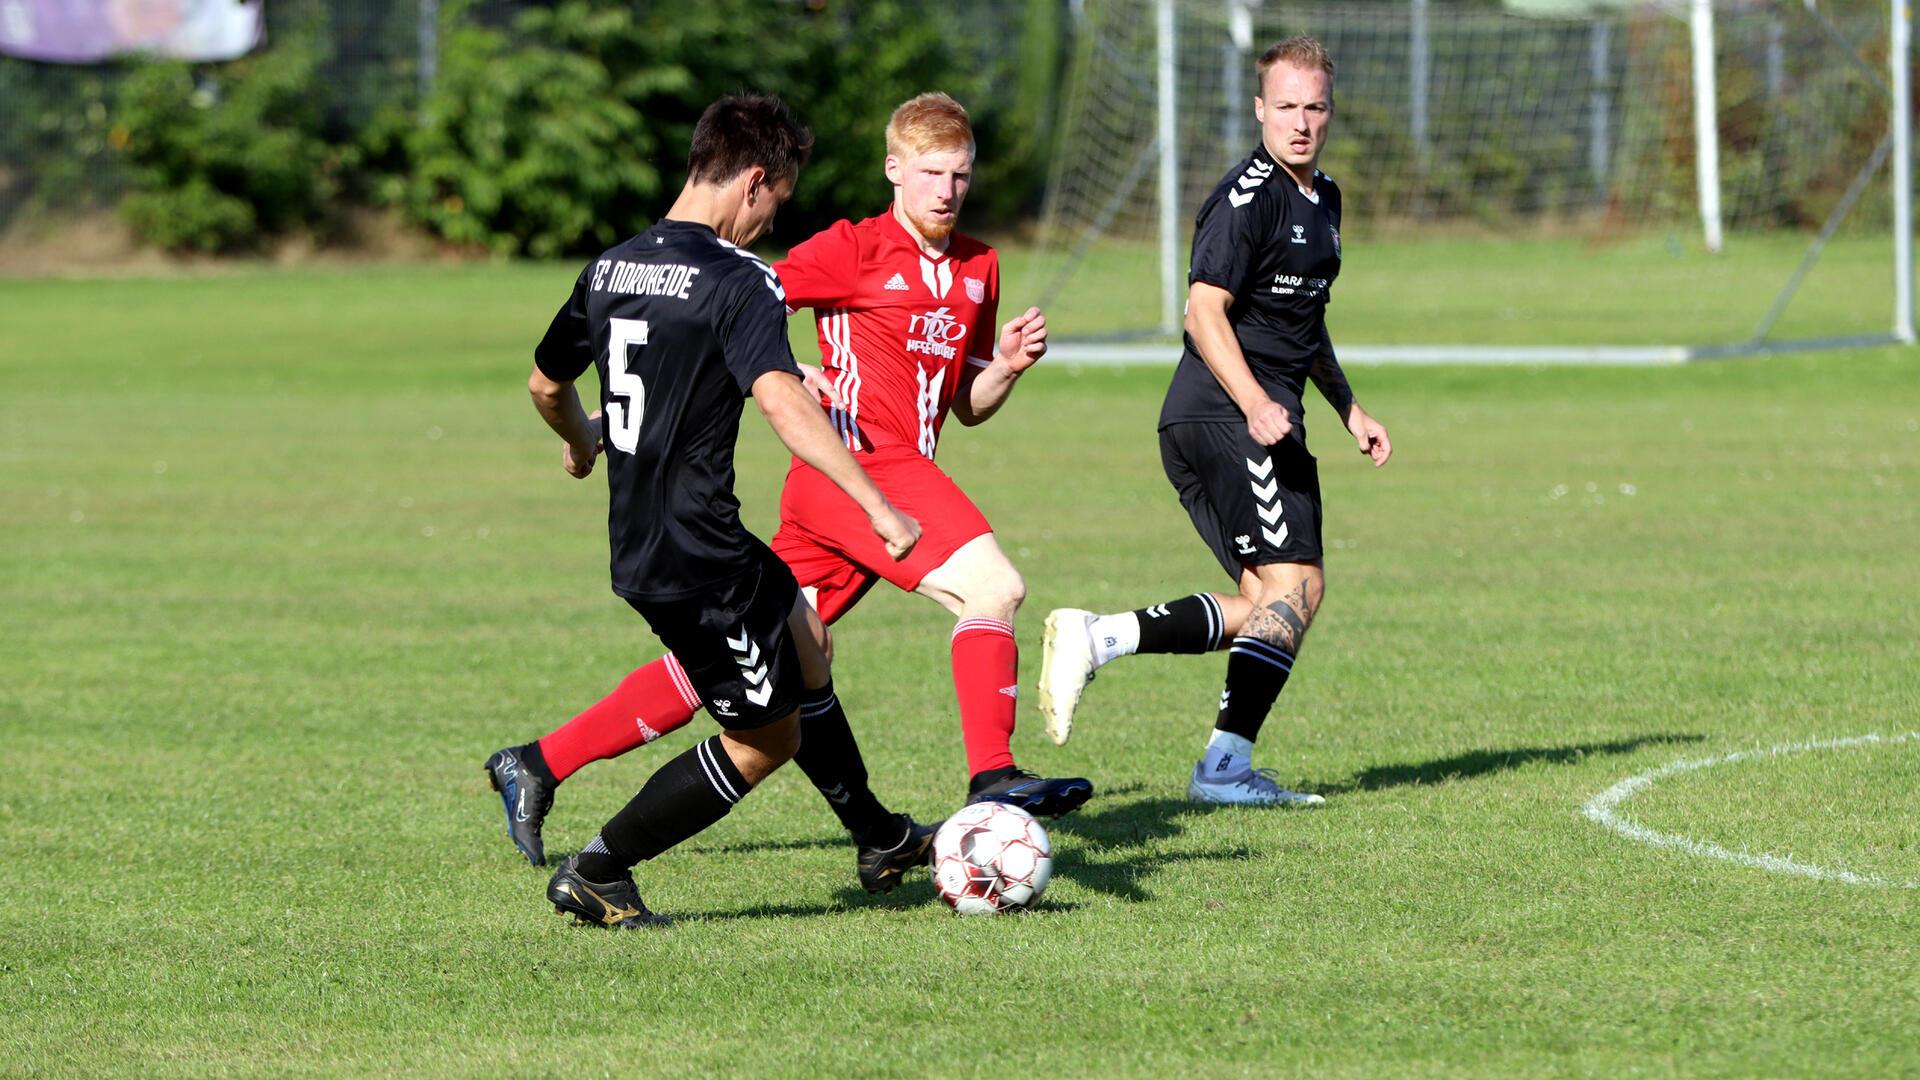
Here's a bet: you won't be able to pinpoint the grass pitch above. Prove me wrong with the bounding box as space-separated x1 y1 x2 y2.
2 252 1918 1077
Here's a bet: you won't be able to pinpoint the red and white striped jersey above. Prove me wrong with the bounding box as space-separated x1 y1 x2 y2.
774 210 999 459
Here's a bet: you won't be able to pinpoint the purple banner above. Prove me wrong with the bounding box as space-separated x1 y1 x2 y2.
0 0 264 64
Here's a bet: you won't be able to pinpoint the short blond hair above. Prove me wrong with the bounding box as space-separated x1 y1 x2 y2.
1257 36 1335 95
885 92 974 159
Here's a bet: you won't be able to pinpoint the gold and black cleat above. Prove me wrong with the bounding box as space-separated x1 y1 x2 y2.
547 855 672 929
856 814 939 895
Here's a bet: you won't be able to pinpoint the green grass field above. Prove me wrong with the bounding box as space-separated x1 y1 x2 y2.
3 246 1918 1077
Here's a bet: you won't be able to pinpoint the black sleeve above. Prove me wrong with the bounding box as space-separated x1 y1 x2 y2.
532 264 595 382
1188 189 1272 299
715 265 803 395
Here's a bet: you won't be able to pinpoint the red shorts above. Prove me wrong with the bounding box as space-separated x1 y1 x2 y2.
770 443 993 624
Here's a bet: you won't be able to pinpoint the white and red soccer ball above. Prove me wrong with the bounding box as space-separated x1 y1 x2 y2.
931 801 1053 915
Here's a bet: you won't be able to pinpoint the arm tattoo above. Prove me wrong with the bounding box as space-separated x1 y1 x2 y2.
1308 352 1355 423
1244 579 1314 654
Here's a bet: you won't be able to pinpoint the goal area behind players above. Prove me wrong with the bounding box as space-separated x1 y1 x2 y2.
1024 0 1912 365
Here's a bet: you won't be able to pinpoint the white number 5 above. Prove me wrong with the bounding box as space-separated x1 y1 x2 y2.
606 317 649 453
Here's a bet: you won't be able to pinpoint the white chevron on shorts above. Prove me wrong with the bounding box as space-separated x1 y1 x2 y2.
727 627 773 706
1247 455 1288 549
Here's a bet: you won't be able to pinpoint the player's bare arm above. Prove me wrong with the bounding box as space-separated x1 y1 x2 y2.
752 367 921 560
527 365 601 479
1307 352 1391 467
1186 281 1292 446
952 306 1046 426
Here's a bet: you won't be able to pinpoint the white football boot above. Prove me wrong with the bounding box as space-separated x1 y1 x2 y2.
1038 608 1098 745
1187 763 1326 807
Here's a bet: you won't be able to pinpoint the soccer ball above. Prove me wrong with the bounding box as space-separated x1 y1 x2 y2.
931 801 1053 915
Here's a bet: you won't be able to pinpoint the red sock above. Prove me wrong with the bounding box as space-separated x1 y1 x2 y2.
951 617 1019 776
537 654 700 782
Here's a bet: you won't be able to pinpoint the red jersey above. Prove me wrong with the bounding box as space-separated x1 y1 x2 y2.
774 211 999 459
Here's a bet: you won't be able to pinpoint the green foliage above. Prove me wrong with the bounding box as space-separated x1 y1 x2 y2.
386 0 1056 255
110 37 339 252
391 2 679 257
0 61 124 218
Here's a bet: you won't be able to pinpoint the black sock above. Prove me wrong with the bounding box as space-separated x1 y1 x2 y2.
1213 637 1295 741
792 680 897 847
516 741 557 786
1133 593 1226 654
576 735 749 880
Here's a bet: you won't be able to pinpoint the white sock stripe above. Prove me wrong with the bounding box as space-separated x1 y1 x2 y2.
1228 638 1295 672
664 654 701 710
1228 647 1294 673
696 738 743 804
1229 635 1295 661
951 617 1015 640
799 694 839 717
1196 593 1223 650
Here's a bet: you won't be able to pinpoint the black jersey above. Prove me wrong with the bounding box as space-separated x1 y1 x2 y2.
533 219 802 601
1159 144 1343 439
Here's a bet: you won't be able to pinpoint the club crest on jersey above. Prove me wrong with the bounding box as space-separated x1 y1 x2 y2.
907 307 964 361
964 276 985 303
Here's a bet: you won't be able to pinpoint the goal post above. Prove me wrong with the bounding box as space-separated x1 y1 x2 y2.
1028 0 1914 365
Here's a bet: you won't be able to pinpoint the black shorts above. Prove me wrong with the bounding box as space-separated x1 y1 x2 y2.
625 542 803 730
1160 421 1323 579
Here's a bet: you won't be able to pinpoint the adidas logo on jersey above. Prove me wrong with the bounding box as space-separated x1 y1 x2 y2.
884 273 909 291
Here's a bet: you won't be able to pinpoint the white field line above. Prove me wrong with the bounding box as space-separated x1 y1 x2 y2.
1581 732 1920 888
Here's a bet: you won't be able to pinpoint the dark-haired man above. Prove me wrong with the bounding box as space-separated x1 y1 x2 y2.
487 92 1089 895
515 93 919 927
1037 37 1392 807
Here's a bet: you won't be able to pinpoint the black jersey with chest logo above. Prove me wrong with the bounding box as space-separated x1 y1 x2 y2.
533 219 802 601
1158 143 1343 441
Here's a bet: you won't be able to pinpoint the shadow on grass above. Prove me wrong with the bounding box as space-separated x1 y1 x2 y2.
1319 733 1705 795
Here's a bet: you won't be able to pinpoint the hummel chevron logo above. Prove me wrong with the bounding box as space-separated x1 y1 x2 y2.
884 273 908 291
1228 189 1254 208
726 627 772 706
1247 455 1285 549
1237 175 1266 191
1145 604 1170 618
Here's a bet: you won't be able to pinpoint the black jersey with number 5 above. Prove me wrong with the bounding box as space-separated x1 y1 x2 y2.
533 219 802 601
1158 144 1343 440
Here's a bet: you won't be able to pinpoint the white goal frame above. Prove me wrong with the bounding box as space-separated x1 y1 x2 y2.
1043 0 1914 366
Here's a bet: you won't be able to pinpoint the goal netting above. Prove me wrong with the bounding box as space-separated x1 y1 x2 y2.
1024 0 1911 363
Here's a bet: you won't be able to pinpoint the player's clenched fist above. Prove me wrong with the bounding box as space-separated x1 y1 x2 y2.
1246 399 1293 447
564 410 606 478
870 505 921 561
996 306 1047 372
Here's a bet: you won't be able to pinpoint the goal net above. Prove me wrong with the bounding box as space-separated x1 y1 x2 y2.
1024 0 1911 363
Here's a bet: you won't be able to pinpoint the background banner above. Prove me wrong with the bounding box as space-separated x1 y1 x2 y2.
0 0 263 64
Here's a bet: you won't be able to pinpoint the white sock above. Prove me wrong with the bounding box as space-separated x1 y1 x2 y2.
1087 612 1139 667
1199 730 1254 778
